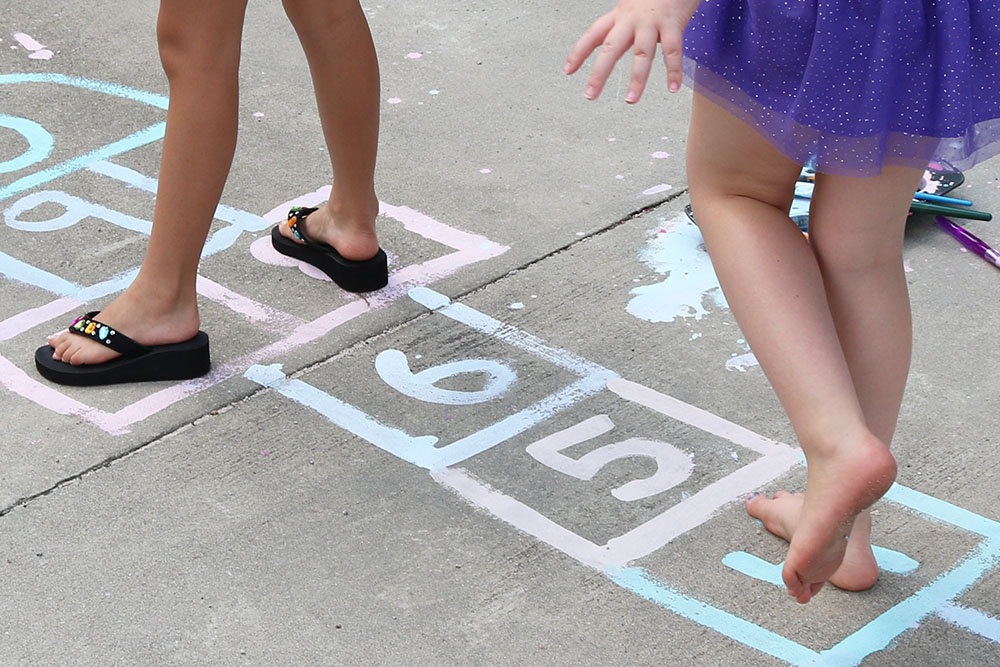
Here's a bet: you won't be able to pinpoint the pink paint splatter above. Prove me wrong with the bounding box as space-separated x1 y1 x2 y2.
387 97 402 104
406 52 423 59
903 259 914 273
608 138 616 142
479 168 492 174
13 32 53 60
253 112 265 118
651 151 671 159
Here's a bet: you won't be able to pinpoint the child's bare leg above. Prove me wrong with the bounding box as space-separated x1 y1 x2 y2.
687 92 897 603
277 0 380 261
48 0 249 366
746 165 921 591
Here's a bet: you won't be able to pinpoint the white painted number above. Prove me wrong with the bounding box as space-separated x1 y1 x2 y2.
375 349 516 405
526 415 693 501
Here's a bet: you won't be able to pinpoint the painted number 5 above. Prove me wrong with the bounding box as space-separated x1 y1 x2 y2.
526 415 693 502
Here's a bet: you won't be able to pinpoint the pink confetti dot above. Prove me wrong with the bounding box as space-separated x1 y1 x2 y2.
480 168 492 174
651 151 671 159
407 52 423 59
387 97 402 104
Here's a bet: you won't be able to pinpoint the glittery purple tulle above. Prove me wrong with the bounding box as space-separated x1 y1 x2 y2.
683 0 1000 176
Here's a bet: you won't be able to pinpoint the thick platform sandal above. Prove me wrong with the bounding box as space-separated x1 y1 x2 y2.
270 206 388 293
34 312 211 386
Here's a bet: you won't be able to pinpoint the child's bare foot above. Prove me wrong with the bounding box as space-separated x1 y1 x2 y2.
46 285 200 367
277 200 380 261
778 435 896 603
746 492 879 592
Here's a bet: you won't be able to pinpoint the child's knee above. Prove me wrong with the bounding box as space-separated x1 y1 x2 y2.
282 0 359 32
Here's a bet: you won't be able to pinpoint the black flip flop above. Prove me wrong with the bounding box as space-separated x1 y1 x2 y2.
271 206 388 293
35 312 211 386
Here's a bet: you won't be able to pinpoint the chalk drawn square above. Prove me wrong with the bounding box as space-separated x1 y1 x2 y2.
0 198 507 435
455 393 773 547
240 288 1000 665
433 373 801 571
251 288 800 567
605 484 1000 665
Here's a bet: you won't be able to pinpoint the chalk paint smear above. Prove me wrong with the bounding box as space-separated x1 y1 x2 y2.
627 213 728 323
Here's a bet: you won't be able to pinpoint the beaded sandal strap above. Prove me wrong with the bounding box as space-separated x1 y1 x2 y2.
286 206 319 243
67 312 150 356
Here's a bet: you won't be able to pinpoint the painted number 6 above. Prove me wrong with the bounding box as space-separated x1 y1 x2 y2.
375 349 516 405
526 415 693 502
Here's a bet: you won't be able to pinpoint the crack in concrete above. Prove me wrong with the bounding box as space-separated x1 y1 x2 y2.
2 190 688 518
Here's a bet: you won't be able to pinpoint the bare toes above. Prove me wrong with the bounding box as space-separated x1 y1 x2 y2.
746 494 796 541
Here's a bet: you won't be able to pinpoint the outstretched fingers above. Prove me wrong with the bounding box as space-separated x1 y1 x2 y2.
661 31 684 93
564 13 615 76
625 26 660 102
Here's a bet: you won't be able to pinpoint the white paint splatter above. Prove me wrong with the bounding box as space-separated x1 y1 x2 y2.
627 213 728 323
689 333 703 341
725 352 760 372
508 302 525 310
608 137 616 142
615 175 625 180
387 97 402 104
651 151 671 159
428 89 440 95
253 112 265 118
903 258 914 273
407 52 423 59
643 184 672 196
479 168 492 174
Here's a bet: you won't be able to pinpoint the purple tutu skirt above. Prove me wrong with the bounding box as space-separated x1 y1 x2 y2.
683 0 1000 175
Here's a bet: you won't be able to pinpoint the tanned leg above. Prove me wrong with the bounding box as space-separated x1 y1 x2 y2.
49 0 250 365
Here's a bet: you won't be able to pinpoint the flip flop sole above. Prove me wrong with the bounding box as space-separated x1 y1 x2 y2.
34 332 211 386
271 226 388 293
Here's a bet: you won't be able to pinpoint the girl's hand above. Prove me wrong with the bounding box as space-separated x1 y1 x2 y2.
564 0 701 103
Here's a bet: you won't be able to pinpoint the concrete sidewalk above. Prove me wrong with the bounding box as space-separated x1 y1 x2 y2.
2 2 999 665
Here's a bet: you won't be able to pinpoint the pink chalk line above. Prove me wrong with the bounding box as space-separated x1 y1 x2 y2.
2 191 508 434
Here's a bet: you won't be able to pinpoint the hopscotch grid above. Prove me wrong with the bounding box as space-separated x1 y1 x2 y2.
1 76 508 434
241 287 1000 666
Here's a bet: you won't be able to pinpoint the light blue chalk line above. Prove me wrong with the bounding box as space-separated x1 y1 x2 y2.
433 371 619 469
808 539 1000 666
936 601 1000 643
76 268 140 302
0 73 169 109
409 287 613 378
5 190 151 234
0 250 83 296
0 115 54 174
0 240 138 299
722 546 919 589
244 364 440 467
0 123 166 203
87 161 271 232
86 160 158 193
607 566 821 664
884 483 1000 538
